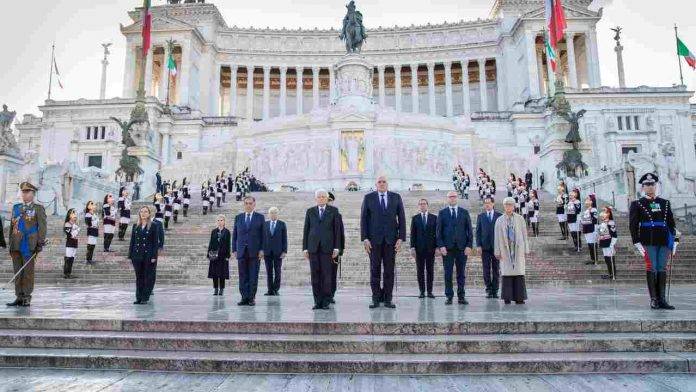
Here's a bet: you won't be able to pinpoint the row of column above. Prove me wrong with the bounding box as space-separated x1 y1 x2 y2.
221 59 497 120
124 41 190 106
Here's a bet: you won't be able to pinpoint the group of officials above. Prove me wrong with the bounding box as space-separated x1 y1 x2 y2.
0 170 680 311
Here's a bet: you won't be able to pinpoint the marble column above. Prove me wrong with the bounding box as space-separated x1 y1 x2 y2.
545 47 556 94
461 59 470 115
229 64 238 117
478 58 488 112
328 66 335 103
144 48 154 97
495 56 505 111
161 131 171 165
262 65 271 120
536 47 546 94
246 65 254 121
211 64 221 116
158 45 169 101
122 45 135 98
279 66 287 117
427 62 436 115
443 61 453 117
589 27 601 87
410 63 419 113
565 32 578 88
296 66 304 115
394 64 402 112
178 42 190 106
525 31 541 98
312 66 320 110
377 65 386 107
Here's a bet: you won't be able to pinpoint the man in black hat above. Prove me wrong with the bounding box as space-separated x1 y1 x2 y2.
7 182 47 307
629 172 677 310
327 191 345 303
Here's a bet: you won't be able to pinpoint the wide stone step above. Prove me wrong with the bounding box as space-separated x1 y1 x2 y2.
0 348 689 374
1 330 694 354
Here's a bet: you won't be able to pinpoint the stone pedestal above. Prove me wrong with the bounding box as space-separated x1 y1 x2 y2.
0 153 23 212
334 54 375 111
538 114 591 193
127 145 161 200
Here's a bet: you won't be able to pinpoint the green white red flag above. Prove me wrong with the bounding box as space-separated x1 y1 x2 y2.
167 51 177 76
544 0 567 72
141 0 152 57
677 37 696 69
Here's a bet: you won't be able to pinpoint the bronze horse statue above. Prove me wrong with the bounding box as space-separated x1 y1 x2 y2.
339 1 367 53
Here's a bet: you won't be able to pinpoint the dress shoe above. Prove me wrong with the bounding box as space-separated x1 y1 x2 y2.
369 302 380 309
237 299 248 306
247 300 256 306
264 292 273 296
63 274 69 279
328 298 336 304
458 297 469 305
492 294 499 299
18 301 30 307
427 293 435 299
504 300 511 304
274 290 280 296
6 299 21 307
515 300 525 305
67 275 78 279
486 293 494 299
445 298 453 305
312 304 322 310
133 300 142 304
214 289 219 296
383 302 396 309
418 293 425 299
218 288 224 296
140 300 148 305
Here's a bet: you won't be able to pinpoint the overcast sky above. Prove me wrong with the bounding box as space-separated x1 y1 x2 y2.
1 0 695 120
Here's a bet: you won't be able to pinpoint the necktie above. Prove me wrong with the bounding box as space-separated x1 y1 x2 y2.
380 194 386 211
489 211 493 222
422 213 427 226
451 207 456 219
319 207 324 219
245 213 250 226
271 221 275 234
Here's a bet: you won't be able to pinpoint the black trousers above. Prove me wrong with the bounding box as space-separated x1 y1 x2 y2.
309 252 333 306
415 249 435 295
370 241 396 303
132 258 153 302
331 256 340 298
481 249 500 294
264 254 283 293
213 278 226 289
237 249 260 301
147 260 157 297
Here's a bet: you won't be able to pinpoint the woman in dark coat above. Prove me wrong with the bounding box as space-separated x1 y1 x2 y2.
208 214 231 296
128 206 161 305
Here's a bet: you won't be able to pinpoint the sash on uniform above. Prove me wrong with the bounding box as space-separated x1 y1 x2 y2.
13 204 38 259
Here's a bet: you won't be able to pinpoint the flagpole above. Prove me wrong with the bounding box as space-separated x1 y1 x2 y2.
47 42 55 100
166 37 175 108
675 24 685 86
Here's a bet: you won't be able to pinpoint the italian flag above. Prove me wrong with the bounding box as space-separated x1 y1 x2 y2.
544 0 567 72
167 51 177 76
677 37 696 69
141 0 152 57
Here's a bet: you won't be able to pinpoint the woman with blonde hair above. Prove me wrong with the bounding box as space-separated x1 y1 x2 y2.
128 206 160 304
494 197 530 305
207 214 231 295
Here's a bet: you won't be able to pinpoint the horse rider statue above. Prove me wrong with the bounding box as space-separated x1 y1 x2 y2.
339 0 367 53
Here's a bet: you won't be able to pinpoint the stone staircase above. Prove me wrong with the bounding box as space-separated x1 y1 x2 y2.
0 190 694 288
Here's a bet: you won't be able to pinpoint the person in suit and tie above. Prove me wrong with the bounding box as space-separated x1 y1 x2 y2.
328 192 345 304
410 199 437 299
263 207 287 296
232 196 265 306
476 196 502 298
361 176 406 309
436 191 473 305
302 189 341 310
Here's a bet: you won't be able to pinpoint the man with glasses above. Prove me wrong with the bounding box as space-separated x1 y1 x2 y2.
361 176 406 309
629 173 677 310
232 196 265 306
436 191 473 305
7 182 47 307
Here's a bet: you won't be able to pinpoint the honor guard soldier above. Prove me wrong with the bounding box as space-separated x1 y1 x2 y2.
629 173 677 310
102 194 117 252
63 208 80 279
181 178 191 217
7 182 47 307
117 187 132 241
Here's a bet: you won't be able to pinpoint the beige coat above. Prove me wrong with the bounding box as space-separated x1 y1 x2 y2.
494 213 530 276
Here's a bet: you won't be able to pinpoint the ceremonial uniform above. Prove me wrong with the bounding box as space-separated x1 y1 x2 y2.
529 198 540 237
173 189 182 223
164 193 173 230
581 207 599 263
117 193 132 240
629 173 677 310
566 198 582 251
63 221 79 279
153 197 165 223
555 192 568 239
201 186 209 215
182 183 191 217
598 219 618 279
102 201 117 252
7 182 47 307
84 211 99 264
208 185 216 212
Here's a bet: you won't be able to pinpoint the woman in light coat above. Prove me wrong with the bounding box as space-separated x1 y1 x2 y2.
494 197 530 304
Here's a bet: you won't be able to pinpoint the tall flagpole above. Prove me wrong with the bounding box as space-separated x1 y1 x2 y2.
47 42 55 100
675 24 685 86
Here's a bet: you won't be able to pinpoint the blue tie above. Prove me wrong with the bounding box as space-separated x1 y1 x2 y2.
380 194 386 211
271 221 276 235
245 213 250 227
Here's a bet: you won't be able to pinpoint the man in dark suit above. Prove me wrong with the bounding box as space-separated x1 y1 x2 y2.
525 170 533 191
360 176 406 309
328 192 345 304
232 196 265 306
410 198 437 299
263 206 287 296
436 191 473 305
475 196 502 298
303 189 341 310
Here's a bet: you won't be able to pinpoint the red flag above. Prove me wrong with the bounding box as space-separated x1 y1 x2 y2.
551 0 567 45
141 0 152 57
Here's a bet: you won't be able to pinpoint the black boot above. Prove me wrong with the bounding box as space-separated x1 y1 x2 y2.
86 245 95 265
576 232 582 252
559 223 566 240
164 217 170 230
570 232 578 250
646 271 659 309
602 256 613 279
203 207 207 215
183 207 188 217
611 257 617 280
63 257 71 278
103 234 113 252
118 224 127 240
657 271 675 310
586 244 596 265
173 212 178 223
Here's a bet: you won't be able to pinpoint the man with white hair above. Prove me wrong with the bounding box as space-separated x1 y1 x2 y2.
360 176 406 309
263 207 287 296
303 189 341 310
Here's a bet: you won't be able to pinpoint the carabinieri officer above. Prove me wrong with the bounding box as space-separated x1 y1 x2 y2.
629 173 677 310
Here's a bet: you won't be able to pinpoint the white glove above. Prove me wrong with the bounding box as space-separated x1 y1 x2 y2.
634 243 646 257
672 243 679 256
